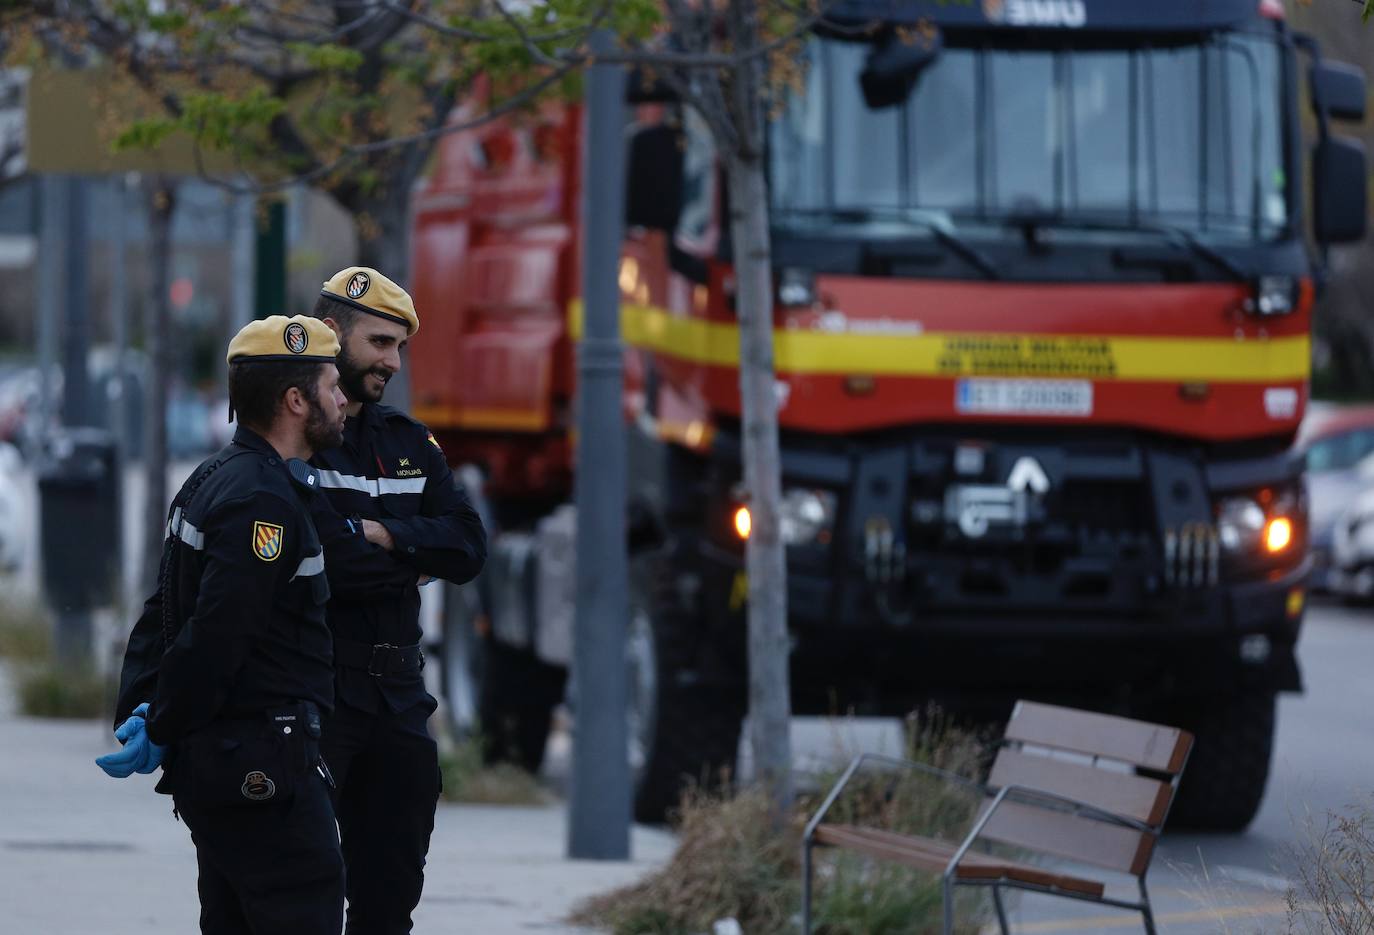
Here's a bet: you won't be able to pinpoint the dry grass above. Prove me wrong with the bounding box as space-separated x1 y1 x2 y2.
571 708 994 935
0 596 51 663
439 735 548 806
572 785 802 935
16 663 110 718
1285 796 1374 934
0 596 110 718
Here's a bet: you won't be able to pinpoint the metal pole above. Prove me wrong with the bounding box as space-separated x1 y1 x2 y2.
230 191 255 330
35 175 63 452
254 197 286 317
567 28 629 861
53 175 93 668
109 176 129 608
61 175 91 428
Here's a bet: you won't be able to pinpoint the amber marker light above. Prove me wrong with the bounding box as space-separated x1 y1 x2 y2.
1264 517 1293 553
733 506 752 540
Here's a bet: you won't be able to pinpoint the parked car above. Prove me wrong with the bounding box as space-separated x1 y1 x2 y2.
1297 404 1374 592
0 441 25 572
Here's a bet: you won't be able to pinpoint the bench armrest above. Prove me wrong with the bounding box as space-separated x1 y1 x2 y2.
803 753 989 843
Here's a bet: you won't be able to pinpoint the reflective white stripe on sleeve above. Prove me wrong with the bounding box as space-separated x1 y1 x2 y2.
315 470 426 497
291 551 325 581
167 508 206 550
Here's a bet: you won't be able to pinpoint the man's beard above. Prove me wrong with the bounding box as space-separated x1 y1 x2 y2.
338 345 390 404
304 393 344 452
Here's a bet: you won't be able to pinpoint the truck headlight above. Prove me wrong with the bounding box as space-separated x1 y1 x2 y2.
1216 493 1299 555
1217 497 1266 552
1248 276 1299 316
780 489 836 546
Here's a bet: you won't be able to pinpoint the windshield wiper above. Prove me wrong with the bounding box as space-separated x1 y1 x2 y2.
776 206 1000 280
1003 213 1251 283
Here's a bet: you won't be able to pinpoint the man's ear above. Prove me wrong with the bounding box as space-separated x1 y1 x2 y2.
321 317 344 340
281 386 309 419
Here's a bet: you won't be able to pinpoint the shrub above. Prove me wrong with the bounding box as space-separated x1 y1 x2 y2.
0 597 51 663
1286 796 1374 934
439 735 547 806
17 663 110 718
573 708 994 935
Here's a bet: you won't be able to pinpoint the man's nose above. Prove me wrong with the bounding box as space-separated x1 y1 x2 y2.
382 347 402 374
334 387 347 408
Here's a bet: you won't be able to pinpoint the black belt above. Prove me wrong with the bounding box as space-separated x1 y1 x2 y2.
334 639 425 677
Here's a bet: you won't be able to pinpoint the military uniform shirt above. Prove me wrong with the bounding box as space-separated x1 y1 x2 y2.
311 403 486 713
114 427 335 745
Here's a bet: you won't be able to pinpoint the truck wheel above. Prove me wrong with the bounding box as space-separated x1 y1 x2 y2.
630 559 744 824
1168 690 1276 831
437 580 485 745
479 640 566 774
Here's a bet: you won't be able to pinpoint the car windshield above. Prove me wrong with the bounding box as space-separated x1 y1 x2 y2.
769 31 1288 242
1307 428 1374 472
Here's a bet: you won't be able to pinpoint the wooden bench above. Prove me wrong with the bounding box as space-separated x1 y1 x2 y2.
801 701 1193 935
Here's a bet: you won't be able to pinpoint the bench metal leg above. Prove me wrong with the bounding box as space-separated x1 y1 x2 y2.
801 840 813 934
943 874 956 935
992 884 1010 935
1139 878 1157 935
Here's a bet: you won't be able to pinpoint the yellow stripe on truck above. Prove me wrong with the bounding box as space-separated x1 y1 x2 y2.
570 301 1310 383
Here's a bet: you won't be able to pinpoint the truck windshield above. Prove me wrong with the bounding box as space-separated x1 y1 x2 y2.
769 32 1288 243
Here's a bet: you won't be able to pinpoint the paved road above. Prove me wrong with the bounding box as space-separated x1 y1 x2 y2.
775 599 1374 932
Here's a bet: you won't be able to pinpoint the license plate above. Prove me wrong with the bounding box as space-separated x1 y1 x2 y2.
955 379 1093 417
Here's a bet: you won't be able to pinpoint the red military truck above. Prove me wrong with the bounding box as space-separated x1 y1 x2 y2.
411 0 1367 827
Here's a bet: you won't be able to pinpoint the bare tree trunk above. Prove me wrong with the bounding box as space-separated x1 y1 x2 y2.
351 178 417 411
722 0 794 822
353 179 414 284
140 177 176 596
728 156 794 817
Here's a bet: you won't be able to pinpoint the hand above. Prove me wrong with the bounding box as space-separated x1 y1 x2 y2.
361 519 395 552
95 703 165 778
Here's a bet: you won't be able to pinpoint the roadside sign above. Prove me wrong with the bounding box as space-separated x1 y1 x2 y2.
25 65 235 175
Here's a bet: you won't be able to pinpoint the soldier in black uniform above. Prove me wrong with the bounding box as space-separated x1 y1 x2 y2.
99 315 350 935
308 266 487 934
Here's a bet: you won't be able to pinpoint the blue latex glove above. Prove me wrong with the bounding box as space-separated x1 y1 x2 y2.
95 703 165 778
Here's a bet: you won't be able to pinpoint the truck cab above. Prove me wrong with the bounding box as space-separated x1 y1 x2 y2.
411 0 1367 828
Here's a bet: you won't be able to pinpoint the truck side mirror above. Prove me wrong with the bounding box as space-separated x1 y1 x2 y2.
860 28 942 110
1310 61 1366 122
1313 136 1367 244
625 123 684 232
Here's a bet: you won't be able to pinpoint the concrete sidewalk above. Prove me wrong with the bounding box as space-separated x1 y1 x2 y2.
0 672 675 935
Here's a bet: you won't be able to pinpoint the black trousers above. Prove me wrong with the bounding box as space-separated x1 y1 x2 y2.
172 715 345 935
322 699 442 935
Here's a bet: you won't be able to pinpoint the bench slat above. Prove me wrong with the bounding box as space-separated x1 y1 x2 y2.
812 824 1105 897
1005 701 1192 774
988 747 1173 826
977 800 1155 876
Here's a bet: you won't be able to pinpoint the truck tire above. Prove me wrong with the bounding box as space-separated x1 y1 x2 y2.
1167 690 1276 831
479 640 566 774
437 580 484 745
630 556 745 824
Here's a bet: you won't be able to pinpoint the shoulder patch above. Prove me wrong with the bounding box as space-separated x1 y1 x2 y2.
426 432 443 454
252 521 285 562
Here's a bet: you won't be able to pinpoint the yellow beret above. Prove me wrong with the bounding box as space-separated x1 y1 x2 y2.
321 267 419 337
226 315 340 364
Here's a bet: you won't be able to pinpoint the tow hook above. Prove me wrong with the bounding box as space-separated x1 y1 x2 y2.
864 515 906 583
